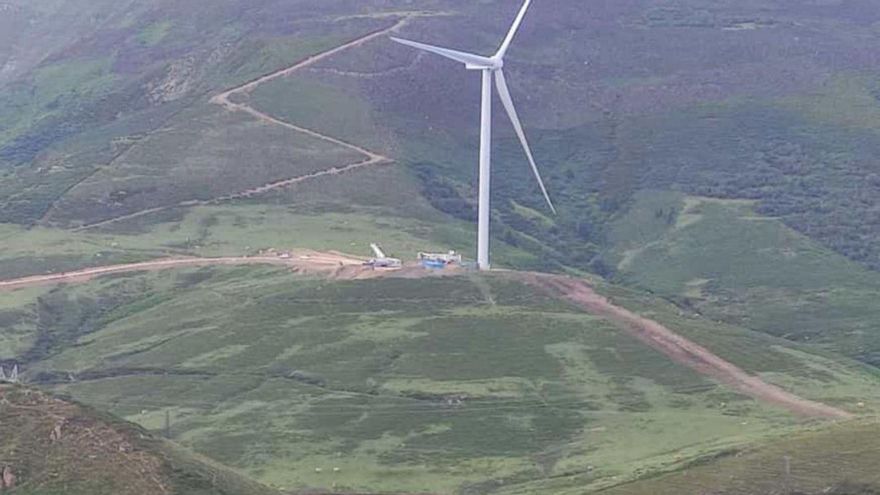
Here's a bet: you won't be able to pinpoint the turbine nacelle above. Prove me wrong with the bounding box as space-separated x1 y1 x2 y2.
466 57 503 71
466 63 501 71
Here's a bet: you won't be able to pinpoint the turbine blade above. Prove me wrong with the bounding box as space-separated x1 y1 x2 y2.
496 0 533 58
390 37 494 67
494 70 556 214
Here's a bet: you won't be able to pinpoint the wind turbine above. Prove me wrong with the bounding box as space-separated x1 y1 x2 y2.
391 0 555 271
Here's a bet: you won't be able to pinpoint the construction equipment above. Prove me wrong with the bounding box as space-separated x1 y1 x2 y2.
365 243 402 268
418 251 462 269
0 365 19 383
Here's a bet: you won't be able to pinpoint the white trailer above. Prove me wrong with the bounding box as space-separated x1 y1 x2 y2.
417 251 462 264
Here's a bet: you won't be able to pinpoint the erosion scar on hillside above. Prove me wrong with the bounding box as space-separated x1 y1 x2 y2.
527 274 854 420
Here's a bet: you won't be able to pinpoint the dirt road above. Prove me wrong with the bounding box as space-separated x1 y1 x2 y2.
0 251 367 291
527 274 853 420
76 13 432 231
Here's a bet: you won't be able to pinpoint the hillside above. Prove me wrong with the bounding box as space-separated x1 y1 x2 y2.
1 265 877 493
2 0 880 370
2 1 880 494
602 419 880 495
0 383 279 495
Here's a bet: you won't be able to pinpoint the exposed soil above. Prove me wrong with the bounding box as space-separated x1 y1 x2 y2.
0 248 465 292
524 273 854 420
0 250 367 291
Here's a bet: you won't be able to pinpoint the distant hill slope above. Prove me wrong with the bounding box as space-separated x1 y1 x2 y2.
2 0 880 272
0 383 279 495
2 1 880 356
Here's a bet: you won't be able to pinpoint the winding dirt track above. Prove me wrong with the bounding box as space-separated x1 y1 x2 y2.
526 274 854 420
208 18 403 164
74 13 430 232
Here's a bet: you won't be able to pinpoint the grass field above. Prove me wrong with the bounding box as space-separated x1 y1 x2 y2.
605 191 880 366
44 103 364 227
1 267 876 493
602 419 880 495
0 200 537 281
0 2 406 225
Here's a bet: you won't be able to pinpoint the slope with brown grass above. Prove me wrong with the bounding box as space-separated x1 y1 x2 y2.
0 384 278 495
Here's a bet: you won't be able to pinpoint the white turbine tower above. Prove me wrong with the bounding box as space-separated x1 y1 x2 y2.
392 0 555 271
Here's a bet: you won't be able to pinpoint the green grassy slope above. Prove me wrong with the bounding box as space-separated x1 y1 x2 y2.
3 0 880 273
0 0 424 225
0 384 279 495
4 0 880 284
281 0 880 274
604 191 880 366
0 190 538 283
602 419 880 495
44 103 363 227
2 267 877 493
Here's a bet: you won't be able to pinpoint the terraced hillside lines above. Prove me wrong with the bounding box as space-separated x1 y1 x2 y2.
37 104 192 227
207 17 416 185
529 274 854 420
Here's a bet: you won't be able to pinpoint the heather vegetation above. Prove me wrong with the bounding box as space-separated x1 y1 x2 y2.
3 267 878 493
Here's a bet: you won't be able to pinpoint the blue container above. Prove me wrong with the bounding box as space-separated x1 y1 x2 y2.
421 259 447 270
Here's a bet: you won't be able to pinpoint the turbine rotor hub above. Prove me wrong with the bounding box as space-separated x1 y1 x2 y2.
465 58 503 71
